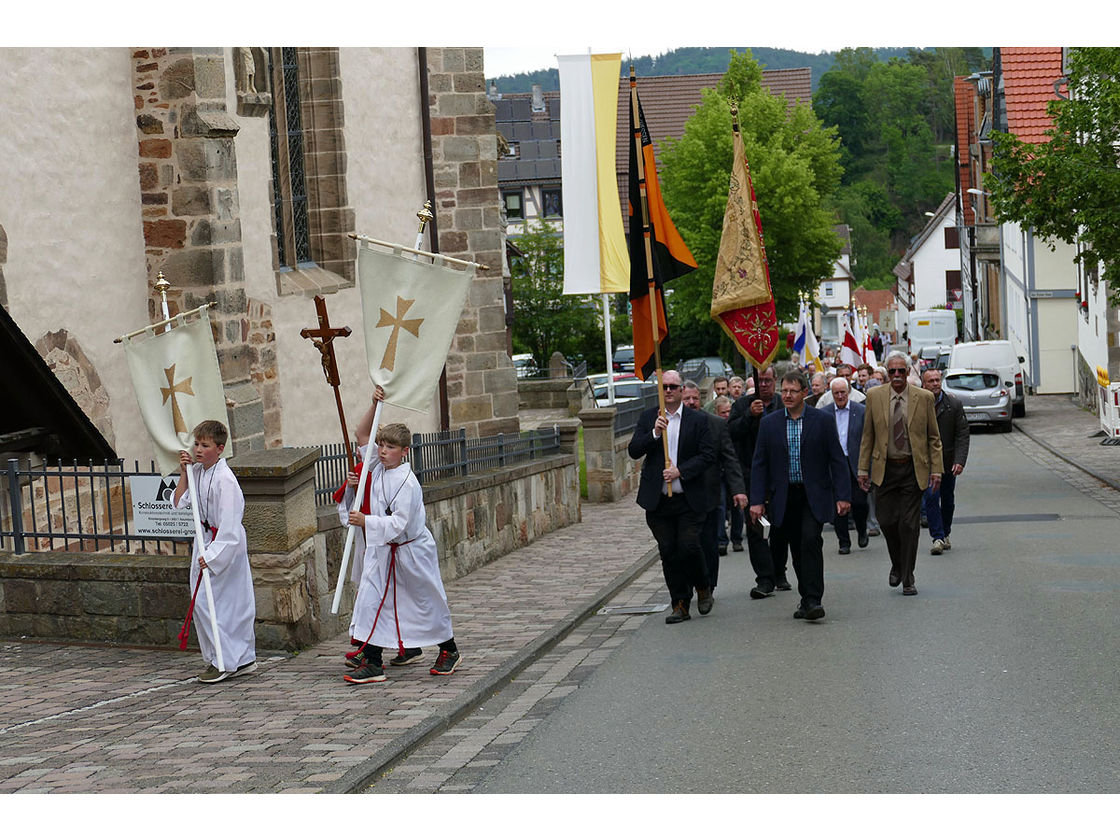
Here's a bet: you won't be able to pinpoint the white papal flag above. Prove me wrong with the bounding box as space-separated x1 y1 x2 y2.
357 242 474 413
558 52 629 295
122 308 231 475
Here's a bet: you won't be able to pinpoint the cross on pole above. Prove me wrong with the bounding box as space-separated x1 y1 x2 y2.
376 296 424 372
160 364 194 435
300 295 357 468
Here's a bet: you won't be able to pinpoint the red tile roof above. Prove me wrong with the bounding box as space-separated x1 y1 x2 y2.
954 76 975 227
999 47 1066 145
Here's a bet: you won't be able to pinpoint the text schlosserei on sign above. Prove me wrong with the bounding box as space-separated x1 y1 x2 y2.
128 475 196 539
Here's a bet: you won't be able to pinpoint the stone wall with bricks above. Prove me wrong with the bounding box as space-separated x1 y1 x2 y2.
426 48 520 437
131 47 267 454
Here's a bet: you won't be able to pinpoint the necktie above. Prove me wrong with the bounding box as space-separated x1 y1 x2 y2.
893 395 907 451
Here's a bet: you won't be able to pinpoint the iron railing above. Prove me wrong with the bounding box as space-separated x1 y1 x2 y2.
613 390 660 436
1 458 190 556
314 426 565 506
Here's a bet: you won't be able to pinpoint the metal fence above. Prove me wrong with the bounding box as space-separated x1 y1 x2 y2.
1 458 190 556
613 389 660 436
314 426 565 506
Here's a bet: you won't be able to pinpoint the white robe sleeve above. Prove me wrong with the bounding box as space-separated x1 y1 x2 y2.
200 464 245 576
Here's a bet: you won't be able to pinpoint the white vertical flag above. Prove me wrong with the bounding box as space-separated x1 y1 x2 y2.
357 243 474 413
122 308 230 475
558 52 629 295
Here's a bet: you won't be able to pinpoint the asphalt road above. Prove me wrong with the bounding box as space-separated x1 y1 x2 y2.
476 430 1120 793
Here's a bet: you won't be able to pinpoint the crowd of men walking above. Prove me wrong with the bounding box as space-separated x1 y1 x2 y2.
629 351 970 623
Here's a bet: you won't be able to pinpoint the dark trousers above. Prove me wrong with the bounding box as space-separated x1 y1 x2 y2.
728 501 744 544
770 527 789 579
778 484 825 607
746 509 774 586
833 482 869 548
702 506 722 588
875 459 922 587
923 470 957 541
646 493 709 604
718 483 744 547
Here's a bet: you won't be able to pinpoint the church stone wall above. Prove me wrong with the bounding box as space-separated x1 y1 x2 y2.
0 48 154 465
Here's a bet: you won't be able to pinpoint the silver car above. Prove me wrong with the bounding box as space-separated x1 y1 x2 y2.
942 367 1013 433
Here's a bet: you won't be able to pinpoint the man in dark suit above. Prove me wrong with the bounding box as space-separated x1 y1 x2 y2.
628 369 716 624
727 365 791 598
682 382 746 597
749 370 851 621
921 368 970 555
858 351 944 596
822 377 869 554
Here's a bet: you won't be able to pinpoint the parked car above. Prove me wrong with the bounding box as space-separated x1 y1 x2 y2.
612 345 634 373
942 367 1013 432
918 345 953 373
679 356 733 383
512 353 538 379
593 379 656 407
902 308 959 355
948 340 1026 417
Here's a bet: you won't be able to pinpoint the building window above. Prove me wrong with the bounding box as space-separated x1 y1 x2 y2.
944 227 960 249
824 282 834 297
265 48 355 295
504 142 520 159
542 188 562 218
504 191 524 220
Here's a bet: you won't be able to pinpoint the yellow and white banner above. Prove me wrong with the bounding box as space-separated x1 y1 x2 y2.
558 52 629 295
122 308 230 475
358 243 474 413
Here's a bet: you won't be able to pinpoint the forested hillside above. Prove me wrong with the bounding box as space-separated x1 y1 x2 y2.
488 46 917 93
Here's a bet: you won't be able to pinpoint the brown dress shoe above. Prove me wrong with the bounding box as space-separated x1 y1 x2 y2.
665 600 691 624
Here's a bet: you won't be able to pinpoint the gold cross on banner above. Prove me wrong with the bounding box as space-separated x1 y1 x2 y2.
160 364 194 434
376 296 424 372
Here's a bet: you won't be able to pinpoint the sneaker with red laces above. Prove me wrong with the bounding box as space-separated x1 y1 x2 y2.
346 648 375 670
344 663 387 684
429 649 461 676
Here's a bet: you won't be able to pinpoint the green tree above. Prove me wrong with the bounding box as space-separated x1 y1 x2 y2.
658 50 843 360
990 47 1120 302
509 219 603 366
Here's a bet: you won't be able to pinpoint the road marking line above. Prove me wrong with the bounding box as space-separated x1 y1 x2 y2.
0 679 195 737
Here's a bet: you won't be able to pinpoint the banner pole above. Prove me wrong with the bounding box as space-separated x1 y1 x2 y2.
602 293 616 405
331 399 384 614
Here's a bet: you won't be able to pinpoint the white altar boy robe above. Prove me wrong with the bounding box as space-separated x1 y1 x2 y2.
175 458 256 670
351 461 453 649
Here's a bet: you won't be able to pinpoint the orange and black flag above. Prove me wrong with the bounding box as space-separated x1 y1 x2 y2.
628 75 697 381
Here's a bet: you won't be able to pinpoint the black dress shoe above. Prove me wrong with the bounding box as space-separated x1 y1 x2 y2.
665 601 691 623
775 577 792 591
804 603 826 620
718 545 728 556
902 585 917 596
889 572 901 587
793 605 807 619
697 589 714 615
750 583 775 599
857 532 869 548
838 545 851 555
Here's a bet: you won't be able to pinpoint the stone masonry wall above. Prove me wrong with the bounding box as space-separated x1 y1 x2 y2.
426 48 520 437
130 48 267 454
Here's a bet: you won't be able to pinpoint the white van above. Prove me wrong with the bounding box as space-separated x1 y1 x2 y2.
903 309 959 355
948 340 1026 416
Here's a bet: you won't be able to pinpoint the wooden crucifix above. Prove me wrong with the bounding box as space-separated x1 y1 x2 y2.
300 295 357 469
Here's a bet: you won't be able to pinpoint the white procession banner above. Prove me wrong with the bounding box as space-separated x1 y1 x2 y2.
357 243 474 413
122 309 231 476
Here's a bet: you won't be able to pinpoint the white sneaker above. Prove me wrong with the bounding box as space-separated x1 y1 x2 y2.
930 539 944 556
942 537 952 551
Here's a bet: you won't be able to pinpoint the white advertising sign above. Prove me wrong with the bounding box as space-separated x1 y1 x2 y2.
128 475 195 539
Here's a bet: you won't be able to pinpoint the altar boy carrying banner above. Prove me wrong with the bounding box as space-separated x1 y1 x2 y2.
121 308 255 683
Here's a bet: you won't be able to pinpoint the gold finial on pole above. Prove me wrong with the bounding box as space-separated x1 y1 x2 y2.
416 200 434 234
153 270 171 323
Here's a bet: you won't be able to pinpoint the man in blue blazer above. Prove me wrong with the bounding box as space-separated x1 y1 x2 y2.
821 377 870 554
750 369 851 621
629 369 717 624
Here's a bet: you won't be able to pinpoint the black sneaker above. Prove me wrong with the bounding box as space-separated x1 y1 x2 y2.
750 583 775 599
389 648 424 666
196 664 229 684
347 648 375 670
430 649 462 676
230 661 257 679
775 577 792 591
345 663 387 684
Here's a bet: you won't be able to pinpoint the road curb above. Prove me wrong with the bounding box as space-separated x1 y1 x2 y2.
1013 422 1120 493
329 545 660 794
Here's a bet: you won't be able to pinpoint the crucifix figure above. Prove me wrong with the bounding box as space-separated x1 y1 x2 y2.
376 295 424 372
161 364 194 435
300 295 356 467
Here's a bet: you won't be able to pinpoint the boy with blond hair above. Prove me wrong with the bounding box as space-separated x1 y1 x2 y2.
343 404 460 684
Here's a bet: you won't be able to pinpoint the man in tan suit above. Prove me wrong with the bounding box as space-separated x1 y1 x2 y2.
858 351 943 595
